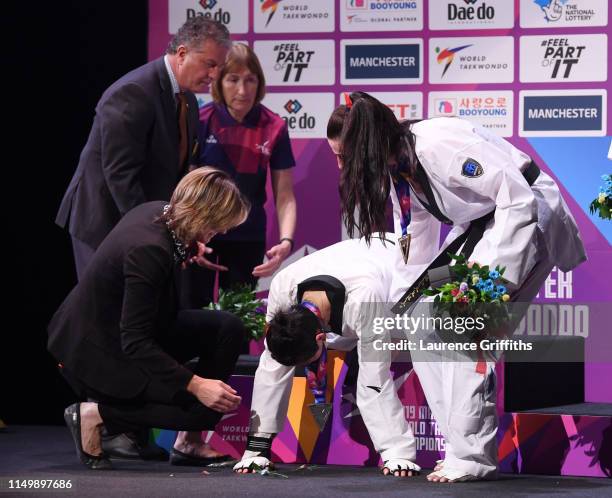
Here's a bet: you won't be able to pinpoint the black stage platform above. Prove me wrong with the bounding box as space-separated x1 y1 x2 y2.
0 426 610 497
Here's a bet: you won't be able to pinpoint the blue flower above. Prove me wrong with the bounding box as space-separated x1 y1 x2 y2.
489 270 500 280
484 279 495 291
497 285 507 294
491 291 501 300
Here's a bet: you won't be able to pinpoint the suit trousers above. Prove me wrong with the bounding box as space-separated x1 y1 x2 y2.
71 236 96 281
63 309 244 435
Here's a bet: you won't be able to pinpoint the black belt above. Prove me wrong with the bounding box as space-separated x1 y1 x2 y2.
391 161 540 315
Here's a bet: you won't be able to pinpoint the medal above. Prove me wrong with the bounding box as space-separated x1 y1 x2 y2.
392 163 412 265
308 402 332 431
399 234 411 264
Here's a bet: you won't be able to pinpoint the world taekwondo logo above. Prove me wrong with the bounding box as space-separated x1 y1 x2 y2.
261 0 282 27
435 44 472 77
199 0 217 9
284 99 302 114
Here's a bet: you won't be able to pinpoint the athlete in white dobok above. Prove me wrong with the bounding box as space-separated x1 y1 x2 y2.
233 236 423 477
326 92 586 482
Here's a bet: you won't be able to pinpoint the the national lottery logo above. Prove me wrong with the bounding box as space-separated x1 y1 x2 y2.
273 43 314 82
534 0 565 22
520 0 607 28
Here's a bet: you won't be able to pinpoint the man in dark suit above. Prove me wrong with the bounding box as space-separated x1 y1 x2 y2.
54 17 231 461
55 17 231 279
49 168 250 470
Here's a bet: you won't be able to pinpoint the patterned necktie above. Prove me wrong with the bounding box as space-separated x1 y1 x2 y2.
176 93 188 169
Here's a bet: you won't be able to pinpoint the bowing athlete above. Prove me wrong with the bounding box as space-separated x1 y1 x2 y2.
325 92 586 482
233 237 423 477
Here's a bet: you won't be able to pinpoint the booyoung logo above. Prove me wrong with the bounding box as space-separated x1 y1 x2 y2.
341 39 423 85
263 93 334 139
429 36 513 83
520 0 608 28
347 92 423 120
169 0 248 34
519 89 606 137
429 91 514 137
435 99 456 115
255 40 335 86
429 0 514 30
254 0 334 33
519 34 607 83
346 0 368 9
340 0 423 32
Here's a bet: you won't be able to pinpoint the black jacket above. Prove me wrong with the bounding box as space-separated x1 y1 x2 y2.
48 202 192 402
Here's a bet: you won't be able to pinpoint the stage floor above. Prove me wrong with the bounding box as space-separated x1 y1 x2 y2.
1 426 610 498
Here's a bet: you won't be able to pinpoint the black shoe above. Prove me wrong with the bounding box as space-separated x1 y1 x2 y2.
169 448 236 467
63 403 112 470
101 429 169 461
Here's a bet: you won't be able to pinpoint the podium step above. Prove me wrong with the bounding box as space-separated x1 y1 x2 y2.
519 402 612 417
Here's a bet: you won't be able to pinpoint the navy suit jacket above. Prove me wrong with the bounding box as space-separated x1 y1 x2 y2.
55 57 199 249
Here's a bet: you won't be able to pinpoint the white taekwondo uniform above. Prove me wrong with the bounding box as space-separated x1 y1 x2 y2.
389 117 586 478
248 236 422 463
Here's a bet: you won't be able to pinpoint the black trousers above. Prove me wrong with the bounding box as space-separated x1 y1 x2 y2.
64 310 245 435
180 239 266 310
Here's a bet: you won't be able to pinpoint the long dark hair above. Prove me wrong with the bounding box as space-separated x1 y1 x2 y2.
327 92 419 243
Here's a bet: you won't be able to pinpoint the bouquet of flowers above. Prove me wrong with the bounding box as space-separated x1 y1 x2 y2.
206 284 267 341
589 174 612 220
422 254 511 340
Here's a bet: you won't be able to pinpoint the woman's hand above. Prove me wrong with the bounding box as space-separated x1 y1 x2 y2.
182 241 228 271
252 240 292 277
187 376 242 413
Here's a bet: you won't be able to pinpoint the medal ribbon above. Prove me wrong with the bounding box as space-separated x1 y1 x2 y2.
391 162 412 237
301 301 328 405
